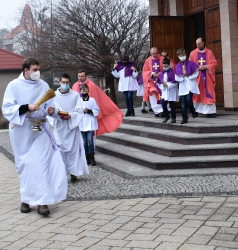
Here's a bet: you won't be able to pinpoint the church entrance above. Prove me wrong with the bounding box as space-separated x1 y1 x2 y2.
149 2 224 107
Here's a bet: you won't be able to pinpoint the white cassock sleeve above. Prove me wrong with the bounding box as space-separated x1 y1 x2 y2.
167 82 178 90
2 83 25 126
111 69 120 78
92 99 100 117
188 70 199 80
175 75 184 82
68 98 84 130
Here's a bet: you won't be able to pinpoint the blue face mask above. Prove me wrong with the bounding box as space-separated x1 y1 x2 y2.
163 67 170 71
61 84 70 91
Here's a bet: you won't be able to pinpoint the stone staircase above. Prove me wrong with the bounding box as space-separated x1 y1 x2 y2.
95 113 238 171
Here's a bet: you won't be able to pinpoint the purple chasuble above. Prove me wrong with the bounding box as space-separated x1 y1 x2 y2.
137 76 143 85
197 52 212 99
151 58 162 104
115 61 135 77
158 69 176 84
174 60 198 76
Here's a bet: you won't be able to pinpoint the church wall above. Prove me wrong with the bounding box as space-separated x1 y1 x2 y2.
220 0 238 109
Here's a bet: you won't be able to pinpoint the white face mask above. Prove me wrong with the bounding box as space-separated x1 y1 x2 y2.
30 71 40 81
179 56 186 62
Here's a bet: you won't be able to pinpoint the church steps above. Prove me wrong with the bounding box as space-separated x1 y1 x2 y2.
95 140 238 170
98 132 238 157
96 151 238 177
117 124 238 145
122 117 238 134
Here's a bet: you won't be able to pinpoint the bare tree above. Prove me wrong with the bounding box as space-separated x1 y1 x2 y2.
36 0 149 70
17 0 150 102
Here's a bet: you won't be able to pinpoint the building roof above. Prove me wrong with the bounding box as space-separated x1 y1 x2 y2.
0 48 25 70
4 4 39 40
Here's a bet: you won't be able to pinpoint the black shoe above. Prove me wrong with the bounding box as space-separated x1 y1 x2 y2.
125 110 131 117
192 112 198 118
149 108 153 113
180 119 188 124
20 203 31 213
37 205 50 215
162 116 170 123
159 112 164 118
90 153 96 166
155 113 160 117
131 109 135 116
71 175 78 183
207 113 216 118
141 109 148 114
86 154 90 165
171 119 176 123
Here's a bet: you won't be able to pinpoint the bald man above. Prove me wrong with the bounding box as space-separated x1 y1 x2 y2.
189 38 217 118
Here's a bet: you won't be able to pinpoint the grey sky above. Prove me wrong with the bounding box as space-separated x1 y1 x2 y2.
0 0 148 30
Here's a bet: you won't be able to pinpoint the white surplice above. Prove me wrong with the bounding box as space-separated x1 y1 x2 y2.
1 73 67 206
159 72 179 102
52 89 89 176
112 68 138 91
80 97 100 132
175 71 200 96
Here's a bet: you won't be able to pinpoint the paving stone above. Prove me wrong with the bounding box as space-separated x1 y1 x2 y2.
209 239 238 248
154 242 182 250
213 233 236 241
125 240 160 249
186 234 213 244
106 230 133 240
155 235 188 243
196 226 220 236
179 244 216 250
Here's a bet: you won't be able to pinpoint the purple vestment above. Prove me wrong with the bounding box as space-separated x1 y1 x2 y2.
198 53 212 99
137 76 143 85
115 61 135 77
174 60 198 76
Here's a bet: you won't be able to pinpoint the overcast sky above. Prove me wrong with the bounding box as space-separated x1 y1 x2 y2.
0 0 148 30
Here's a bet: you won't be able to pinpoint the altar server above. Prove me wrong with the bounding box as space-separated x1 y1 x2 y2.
52 73 89 183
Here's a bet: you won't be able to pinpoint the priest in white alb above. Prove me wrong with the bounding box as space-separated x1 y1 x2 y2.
2 58 67 216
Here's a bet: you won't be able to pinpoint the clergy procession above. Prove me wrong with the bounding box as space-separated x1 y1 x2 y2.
1 36 216 217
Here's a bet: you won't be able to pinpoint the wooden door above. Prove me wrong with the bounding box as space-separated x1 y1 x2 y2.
162 0 170 16
184 0 204 15
205 0 219 8
205 6 224 106
149 17 184 64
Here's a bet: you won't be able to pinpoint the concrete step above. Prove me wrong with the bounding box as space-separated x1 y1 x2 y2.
95 151 238 177
122 116 238 134
98 131 238 157
117 124 238 145
96 140 238 170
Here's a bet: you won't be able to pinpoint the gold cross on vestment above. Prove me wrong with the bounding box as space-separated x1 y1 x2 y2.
153 63 159 70
198 57 206 65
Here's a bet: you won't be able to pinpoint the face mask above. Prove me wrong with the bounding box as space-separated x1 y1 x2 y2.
82 93 88 97
30 71 40 81
163 67 170 71
61 84 70 91
179 56 186 61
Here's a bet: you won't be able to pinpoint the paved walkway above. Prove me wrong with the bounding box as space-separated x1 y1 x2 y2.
1 153 238 249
